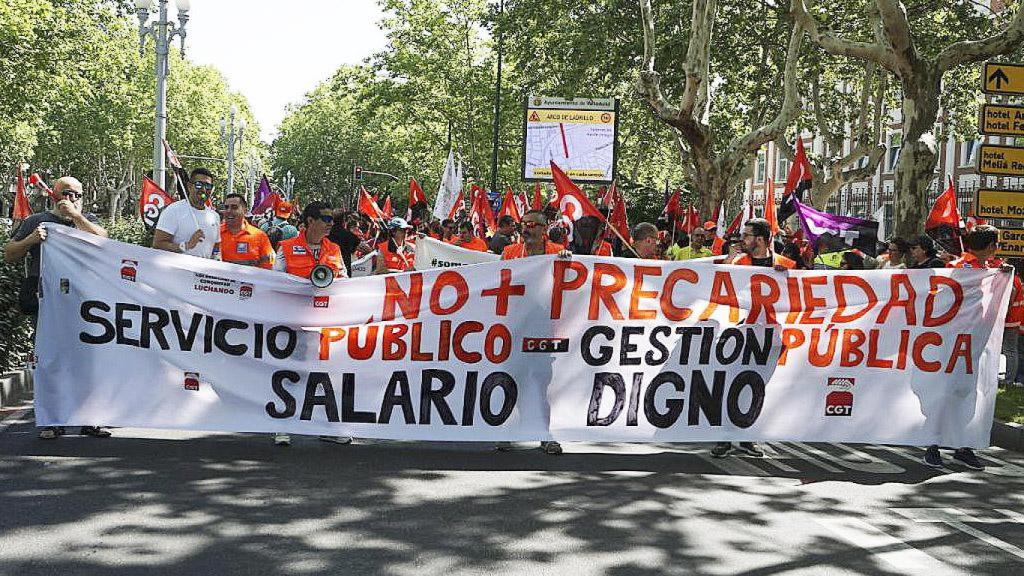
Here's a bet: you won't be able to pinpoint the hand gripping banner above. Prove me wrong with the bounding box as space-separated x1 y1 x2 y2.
35 226 1011 447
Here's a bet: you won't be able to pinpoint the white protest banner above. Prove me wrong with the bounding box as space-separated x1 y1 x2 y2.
35 225 1010 447
414 236 499 270
350 251 377 277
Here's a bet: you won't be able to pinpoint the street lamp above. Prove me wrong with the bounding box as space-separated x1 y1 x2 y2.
136 0 190 192
283 171 296 199
220 104 246 196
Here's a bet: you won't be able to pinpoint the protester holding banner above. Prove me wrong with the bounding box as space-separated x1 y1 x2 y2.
152 168 221 259
671 228 713 261
450 221 489 252
908 235 946 269
501 210 565 260
375 217 417 273
488 215 516 254
630 222 662 260
4 175 110 440
219 193 274 269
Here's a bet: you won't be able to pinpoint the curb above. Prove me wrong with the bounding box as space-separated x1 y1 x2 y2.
991 419 1024 453
0 369 32 409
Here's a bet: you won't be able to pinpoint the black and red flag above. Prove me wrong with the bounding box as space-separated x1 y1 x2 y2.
778 137 812 222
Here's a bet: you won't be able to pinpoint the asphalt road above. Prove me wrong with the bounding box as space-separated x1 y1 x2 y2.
1 407 1022 576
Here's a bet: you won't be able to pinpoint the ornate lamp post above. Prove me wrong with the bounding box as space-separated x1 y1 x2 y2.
220 105 246 195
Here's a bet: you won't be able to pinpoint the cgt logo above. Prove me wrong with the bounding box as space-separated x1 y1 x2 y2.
313 295 330 308
239 283 253 300
825 377 854 416
521 337 569 353
120 260 138 282
183 371 200 391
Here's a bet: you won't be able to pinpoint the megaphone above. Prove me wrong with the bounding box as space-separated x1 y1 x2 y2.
310 264 335 289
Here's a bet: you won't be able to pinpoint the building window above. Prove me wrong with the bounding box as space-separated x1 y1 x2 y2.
887 134 902 172
961 140 979 166
756 151 766 182
776 156 789 180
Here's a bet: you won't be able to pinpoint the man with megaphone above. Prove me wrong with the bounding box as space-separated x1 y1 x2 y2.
273 200 349 447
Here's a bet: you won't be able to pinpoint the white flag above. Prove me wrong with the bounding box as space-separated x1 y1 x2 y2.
433 149 463 220
873 205 887 242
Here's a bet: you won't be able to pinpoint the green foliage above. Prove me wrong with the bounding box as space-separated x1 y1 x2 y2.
101 217 152 247
996 386 1024 425
0 223 34 375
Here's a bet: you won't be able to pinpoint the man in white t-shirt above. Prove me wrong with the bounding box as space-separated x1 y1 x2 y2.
152 167 222 259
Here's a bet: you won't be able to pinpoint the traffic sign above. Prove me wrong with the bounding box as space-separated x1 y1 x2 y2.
995 227 1024 258
977 144 1024 176
979 103 1024 137
975 188 1024 220
982 62 1024 95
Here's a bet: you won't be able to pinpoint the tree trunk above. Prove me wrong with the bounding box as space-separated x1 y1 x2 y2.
893 69 941 239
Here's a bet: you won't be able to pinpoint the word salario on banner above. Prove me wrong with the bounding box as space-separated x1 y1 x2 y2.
38 226 1008 446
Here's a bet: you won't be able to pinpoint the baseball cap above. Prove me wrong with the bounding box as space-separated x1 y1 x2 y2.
387 217 413 230
275 201 294 218
703 220 717 231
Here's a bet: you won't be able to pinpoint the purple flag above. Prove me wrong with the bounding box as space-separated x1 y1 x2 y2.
794 199 879 256
252 175 273 214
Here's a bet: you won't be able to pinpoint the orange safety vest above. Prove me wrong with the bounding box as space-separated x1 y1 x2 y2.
729 252 796 269
377 241 416 271
501 241 563 260
948 253 1023 326
594 240 613 257
279 234 343 278
449 236 489 252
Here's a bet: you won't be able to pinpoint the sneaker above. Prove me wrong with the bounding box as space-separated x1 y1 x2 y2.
735 442 764 457
79 426 111 438
318 436 353 445
541 441 563 455
274 433 291 446
710 442 732 458
494 441 513 451
953 448 985 470
923 445 944 468
38 426 62 440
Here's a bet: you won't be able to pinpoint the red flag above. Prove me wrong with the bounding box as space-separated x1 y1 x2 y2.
359 186 387 221
661 189 683 223
607 182 631 243
725 203 753 236
382 194 393 219
447 188 466 220
764 176 779 234
779 138 812 222
469 185 496 236
13 164 32 220
516 191 528 216
28 173 61 202
531 182 543 210
408 178 427 208
498 187 522 221
139 177 175 228
550 161 604 222
926 178 961 231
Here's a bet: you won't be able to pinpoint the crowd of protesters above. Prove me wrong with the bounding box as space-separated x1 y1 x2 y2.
5 169 1021 469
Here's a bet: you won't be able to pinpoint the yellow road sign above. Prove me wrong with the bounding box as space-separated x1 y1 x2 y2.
975 188 1024 220
996 227 1024 258
978 145 1024 176
980 104 1024 137
983 62 1024 95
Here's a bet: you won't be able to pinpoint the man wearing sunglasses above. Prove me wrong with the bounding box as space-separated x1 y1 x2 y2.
152 167 221 259
5 176 109 440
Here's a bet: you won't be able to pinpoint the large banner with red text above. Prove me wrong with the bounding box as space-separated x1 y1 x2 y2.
34 225 1011 448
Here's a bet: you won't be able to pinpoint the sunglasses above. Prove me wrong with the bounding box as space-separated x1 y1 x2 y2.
318 214 334 224
61 190 83 200
523 221 543 229
192 181 215 192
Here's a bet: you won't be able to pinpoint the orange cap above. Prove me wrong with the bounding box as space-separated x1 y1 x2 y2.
275 201 293 218
703 220 717 231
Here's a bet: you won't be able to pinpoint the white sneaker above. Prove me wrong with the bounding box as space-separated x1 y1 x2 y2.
318 436 353 444
274 433 291 446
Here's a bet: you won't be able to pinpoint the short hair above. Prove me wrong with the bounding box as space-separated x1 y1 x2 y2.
744 218 772 242
632 222 658 243
912 234 937 256
523 209 546 222
459 221 474 232
189 167 214 181
224 192 247 206
301 200 331 226
498 215 516 228
965 224 999 252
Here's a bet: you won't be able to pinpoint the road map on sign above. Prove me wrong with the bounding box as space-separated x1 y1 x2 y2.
522 97 617 183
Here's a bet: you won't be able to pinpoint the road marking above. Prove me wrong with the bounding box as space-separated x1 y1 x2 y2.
892 508 1024 562
0 407 32 433
697 454 770 477
772 442 843 473
816 517 957 575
